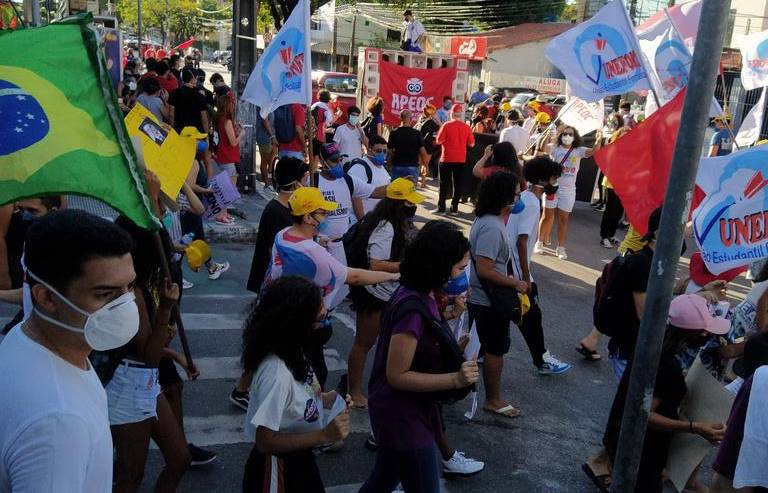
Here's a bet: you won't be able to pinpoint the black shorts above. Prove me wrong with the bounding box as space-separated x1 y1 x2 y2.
349 285 387 312
468 303 511 356
158 356 182 390
243 446 323 493
312 138 323 156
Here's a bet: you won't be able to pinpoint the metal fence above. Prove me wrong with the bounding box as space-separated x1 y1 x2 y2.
715 70 768 143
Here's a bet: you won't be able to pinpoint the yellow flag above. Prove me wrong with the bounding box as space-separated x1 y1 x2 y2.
124 104 200 198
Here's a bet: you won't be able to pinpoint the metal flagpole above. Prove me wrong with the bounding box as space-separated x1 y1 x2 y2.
609 0 731 491
521 102 578 156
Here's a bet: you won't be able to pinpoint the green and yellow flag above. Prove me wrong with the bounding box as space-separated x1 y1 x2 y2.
0 15 158 229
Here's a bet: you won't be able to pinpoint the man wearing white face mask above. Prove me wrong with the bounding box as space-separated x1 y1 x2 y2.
333 105 368 161
0 210 137 492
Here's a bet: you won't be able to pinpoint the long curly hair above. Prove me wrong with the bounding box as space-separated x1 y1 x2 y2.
347 197 412 268
241 276 323 382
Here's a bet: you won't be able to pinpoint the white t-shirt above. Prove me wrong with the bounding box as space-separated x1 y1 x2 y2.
498 125 529 158
347 157 391 214
404 19 426 48
506 190 541 283
318 173 374 264
365 221 400 301
0 325 113 493
522 117 536 134
333 125 364 160
549 145 588 192
245 354 324 442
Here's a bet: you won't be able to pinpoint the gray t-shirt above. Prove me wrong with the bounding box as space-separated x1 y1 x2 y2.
365 221 399 301
136 93 166 122
469 214 511 307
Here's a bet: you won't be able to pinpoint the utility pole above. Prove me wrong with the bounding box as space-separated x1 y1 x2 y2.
628 0 637 24
137 0 143 60
331 0 338 71
608 0 732 491
232 0 258 193
348 10 357 74
30 0 41 26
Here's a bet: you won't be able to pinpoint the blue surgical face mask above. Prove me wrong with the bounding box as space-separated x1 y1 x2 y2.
510 200 525 214
315 215 331 235
349 115 360 126
328 163 345 179
196 139 208 153
371 152 386 166
444 271 469 296
19 211 38 222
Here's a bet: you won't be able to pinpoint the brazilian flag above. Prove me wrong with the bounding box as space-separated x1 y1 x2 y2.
0 15 158 229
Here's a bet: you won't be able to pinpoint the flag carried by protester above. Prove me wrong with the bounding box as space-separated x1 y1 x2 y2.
241 0 311 118
692 146 768 275
735 88 767 148
557 96 604 136
637 13 690 107
0 15 158 229
593 89 686 235
637 0 701 50
545 0 650 102
738 29 768 91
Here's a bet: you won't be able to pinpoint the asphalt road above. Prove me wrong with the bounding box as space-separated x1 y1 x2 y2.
129 177 749 493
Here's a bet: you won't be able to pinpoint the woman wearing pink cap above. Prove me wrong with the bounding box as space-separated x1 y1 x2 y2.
591 294 731 493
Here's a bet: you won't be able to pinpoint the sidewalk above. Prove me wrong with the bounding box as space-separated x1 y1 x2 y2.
204 185 274 243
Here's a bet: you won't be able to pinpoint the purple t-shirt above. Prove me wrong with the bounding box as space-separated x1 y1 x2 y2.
713 376 754 479
367 287 444 450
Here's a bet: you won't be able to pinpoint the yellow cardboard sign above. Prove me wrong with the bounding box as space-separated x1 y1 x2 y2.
124 104 201 198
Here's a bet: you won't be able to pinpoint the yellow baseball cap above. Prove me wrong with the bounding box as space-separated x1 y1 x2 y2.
535 112 551 124
527 100 540 109
180 127 208 140
289 187 338 215
386 178 425 204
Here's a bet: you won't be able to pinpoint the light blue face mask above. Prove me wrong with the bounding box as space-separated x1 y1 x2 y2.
511 200 525 214
316 217 331 235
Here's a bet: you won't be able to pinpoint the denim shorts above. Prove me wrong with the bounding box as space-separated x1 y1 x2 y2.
217 162 237 177
278 150 304 160
390 166 419 180
105 360 160 426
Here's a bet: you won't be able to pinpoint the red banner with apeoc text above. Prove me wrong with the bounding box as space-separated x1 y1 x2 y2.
377 61 457 126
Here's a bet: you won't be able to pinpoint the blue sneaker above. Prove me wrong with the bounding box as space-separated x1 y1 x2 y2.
537 351 571 375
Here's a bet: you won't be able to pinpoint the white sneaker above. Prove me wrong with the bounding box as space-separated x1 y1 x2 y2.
182 279 194 290
208 261 230 280
442 451 485 477
537 351 572 375
533 241 545 254
600 238 613 249
556 246 568 260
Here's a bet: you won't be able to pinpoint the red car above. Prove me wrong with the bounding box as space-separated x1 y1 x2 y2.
312 70 358 125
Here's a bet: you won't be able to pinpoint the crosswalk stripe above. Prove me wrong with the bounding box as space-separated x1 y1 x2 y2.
182 313 243 331
153 409 371 449
326 481 451 492
178 349 348 381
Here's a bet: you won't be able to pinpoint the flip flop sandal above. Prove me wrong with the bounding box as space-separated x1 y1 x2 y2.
483 404 522 419
581 463 611 493
576 343 602 361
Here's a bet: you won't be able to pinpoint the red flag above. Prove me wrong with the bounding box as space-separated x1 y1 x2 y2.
173 37 195 51
593 90 686 235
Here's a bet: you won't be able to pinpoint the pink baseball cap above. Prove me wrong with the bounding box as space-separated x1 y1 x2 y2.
668 294 730 335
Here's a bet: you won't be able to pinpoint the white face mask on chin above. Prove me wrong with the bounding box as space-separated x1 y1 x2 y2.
28 271 140 351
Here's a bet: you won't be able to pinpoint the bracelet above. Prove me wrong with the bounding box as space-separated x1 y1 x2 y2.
689 420 694 433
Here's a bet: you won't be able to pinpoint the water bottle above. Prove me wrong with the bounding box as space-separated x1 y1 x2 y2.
180 233 195 246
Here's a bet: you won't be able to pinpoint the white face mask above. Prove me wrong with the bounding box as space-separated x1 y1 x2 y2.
28 271 140 351
561 135 574 146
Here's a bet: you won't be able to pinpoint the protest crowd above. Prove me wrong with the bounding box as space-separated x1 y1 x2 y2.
3 1 768 493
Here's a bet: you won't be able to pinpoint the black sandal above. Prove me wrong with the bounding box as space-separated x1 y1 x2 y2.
581 463 610 492
576 343 601 361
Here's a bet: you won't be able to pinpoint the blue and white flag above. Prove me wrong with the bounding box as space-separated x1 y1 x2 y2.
545 0 650 102
693 146 768 275
738 29 768 91
241 0 311 117
637 14 690 106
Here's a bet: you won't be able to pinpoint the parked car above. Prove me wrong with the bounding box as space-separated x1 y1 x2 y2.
549 94 567 114
510 92 537 113
312 71 358 125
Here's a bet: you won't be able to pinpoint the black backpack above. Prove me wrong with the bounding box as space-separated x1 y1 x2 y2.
361 114 376 141
274 104 296 143
379 291 473 404
592 255 629 337
343 158 373 184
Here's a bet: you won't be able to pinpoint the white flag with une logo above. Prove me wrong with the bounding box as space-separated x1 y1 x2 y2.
241 0 312 117
738 29 768 91
545 0 650 102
